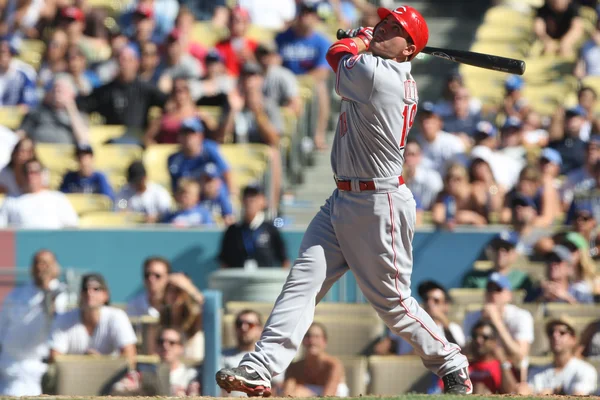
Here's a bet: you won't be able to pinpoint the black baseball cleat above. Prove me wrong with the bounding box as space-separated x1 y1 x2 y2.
442 367 473 394
216 366 272 397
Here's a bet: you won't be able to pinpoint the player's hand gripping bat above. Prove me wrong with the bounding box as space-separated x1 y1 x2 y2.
336 29 526 75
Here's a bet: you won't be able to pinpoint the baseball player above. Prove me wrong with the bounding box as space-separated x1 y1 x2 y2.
216 6 472 396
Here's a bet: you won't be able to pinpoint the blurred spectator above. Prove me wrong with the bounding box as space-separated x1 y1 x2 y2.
65 45 101 96
94 28 129 84
222 309 263 368
215 6 257 78
416 102 466 174
59 145 115 201
199 163 234 225
326 0 376 30
219 185 289 268
0 126 18 170
516 317 597 395
526 245 594 303
18 74 89 145
442 87 481 137
503 193 549 256
463 273 534 364
173 6 208 63
561 135 600 208
160 272 204 361
522 111 549 148
276 1 331 150
139 42 162 85
402 139 443 210
112 327 200 396
463 232 534 293
0 250 67 396
49 273 137 364
0 137 35 196
534 0 584 57
497 117 527 164
539 148 563 190
37 29 69 89
566 160 600 223
167 117 232 193
283 322 349 397
0 159 78 228
468 157 505 216
255 42 302 115
548 106 588 175
435 71 482 118
374 280 465 355
194 50 235 107
501 165 559 229
465 321 517 394
0 35 37 109
160 178 213 227
127 256 171 318
432 163 489 228
576 18 600 77
120 0 180 44
238 0 296 30
0 0 45 38
116 161 173 223
76 45 168 142
578 318 600 358
57 6 106 62
156 28 203 94
576 86 598 141
502 76 530 120
178 0 228 27
559 232 600 299
128 4 158 50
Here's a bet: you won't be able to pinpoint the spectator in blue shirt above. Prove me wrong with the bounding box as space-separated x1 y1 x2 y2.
120 0 180 44
0 36 37 110
275 1 331 151
161 178 213 227
167 117 232 194
199 163 235 226
59 145 115 201
566 160 600 224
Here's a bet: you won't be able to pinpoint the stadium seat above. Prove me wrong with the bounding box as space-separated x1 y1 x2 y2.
130 315 160 355
65 193 113 216
143 144 179 191
191 22 227 47
312 315 384 357
448 288 485 306
95 144 143 174
17 39 45 70
246 25 277 43
338 356 368 396
89 125 126 146
483 6 534 29
475 24 532 43
545 303 600 318
0 106 26 130
78 211 146 227
50 355 130 395
367 356 432 395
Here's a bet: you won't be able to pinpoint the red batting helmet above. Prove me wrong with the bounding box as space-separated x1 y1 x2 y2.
377 6 429 60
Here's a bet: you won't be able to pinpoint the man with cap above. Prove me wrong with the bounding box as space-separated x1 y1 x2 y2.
115 160 173 223
49 273 138 366
120 0 179 44
561 134 600 209
463 231 534 293
442 87 482 137
526 245 594 304
566 159 600 225
167 117 232 194
463 272 534 366
0 35 37 109
129 4 157 50
194 50 234 108
275 0 331 150
516 317 597 395
255 42 302 115
416 101 467 175
215 6 258 78
238 0 296 30
59 144 115 201
160 178 213 226
497 116 527 163
199 162 235 226
502 75 529 120
539 147 563 189
157 28 203 90
549 106 588 175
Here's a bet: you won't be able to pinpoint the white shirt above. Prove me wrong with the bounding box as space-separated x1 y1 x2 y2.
463 304 534 345
115 182 172 217
0 280 68 395
170 363 199 396
406 165 443 210
0 127 17 171
0 190 78 228
49 306 137 355
469 146 524 190
528 357 598 395
390 322 465 355
418 131 465 174
126 291 160 319
238 0 296 30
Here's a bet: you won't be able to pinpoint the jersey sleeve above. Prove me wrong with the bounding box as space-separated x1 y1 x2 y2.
335 54 377 104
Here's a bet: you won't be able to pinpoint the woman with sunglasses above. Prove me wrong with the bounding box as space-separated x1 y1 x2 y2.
0 137 36 196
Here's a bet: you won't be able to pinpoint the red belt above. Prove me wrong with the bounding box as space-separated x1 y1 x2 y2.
336 176 405 192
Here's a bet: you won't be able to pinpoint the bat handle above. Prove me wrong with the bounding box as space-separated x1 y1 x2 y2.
336 29 350 40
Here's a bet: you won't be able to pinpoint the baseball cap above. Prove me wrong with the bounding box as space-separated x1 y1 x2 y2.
75 144 94 157
505 75 524 91
179 117 204 133
255 41 278 57
298 0 321 13
241 61 263 76
205 49 224 64
61 6 85 22
0 35 20 55
511 193 537 209
243 184 264 198
474 121 498 137
540 147 562 166
566 105 587 118
167 28 182 42
546 316 576 337
134 4 154 19
377 6 429 60
489 230 519 249
201 163 220 179
80 273 110 304
487 272 512 291
420 101 440 116
501 116 522 131
546 245 573 264
231 5 251 21
127 161 147 184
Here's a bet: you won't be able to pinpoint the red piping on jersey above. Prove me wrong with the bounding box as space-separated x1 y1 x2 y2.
386 192 454 353
326 38 358 73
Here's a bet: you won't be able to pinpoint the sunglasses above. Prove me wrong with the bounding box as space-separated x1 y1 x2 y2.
473 333 494 341
81 286 103 292
425 296 445 304
576 214 593 221
144 272 164 280
547 328 573 337
157 338 180 346
236 320 258 329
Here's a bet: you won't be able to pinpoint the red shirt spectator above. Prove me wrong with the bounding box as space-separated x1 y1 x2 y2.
215 6 258 77
469 359 502 393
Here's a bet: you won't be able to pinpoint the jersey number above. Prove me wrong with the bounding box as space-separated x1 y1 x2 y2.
400 104 417 148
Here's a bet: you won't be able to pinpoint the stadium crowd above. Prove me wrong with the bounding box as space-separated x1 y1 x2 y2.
0 0 599 397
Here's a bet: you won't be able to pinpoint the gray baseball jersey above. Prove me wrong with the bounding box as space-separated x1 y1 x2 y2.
331 53 418 179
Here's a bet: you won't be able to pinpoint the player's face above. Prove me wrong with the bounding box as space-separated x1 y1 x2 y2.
302 325 327 355
371 16 416 61
157 329 184 362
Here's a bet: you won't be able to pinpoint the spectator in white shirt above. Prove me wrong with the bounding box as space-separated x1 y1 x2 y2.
463 273 534 365
238 0 296 30
222 309 263 369
127 256 171 319
0 137 36 196
0 249 68 396
416 102 466 175
402 139 443 210
0 159 79 229
0 126 18 171
116 161 173 223
0 35 37 110
516 317 597 396
49 273 137 366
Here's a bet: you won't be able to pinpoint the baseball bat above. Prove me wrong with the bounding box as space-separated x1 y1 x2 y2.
336 29 526 75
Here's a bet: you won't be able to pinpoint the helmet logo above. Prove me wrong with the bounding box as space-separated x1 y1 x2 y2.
393 6 407 14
